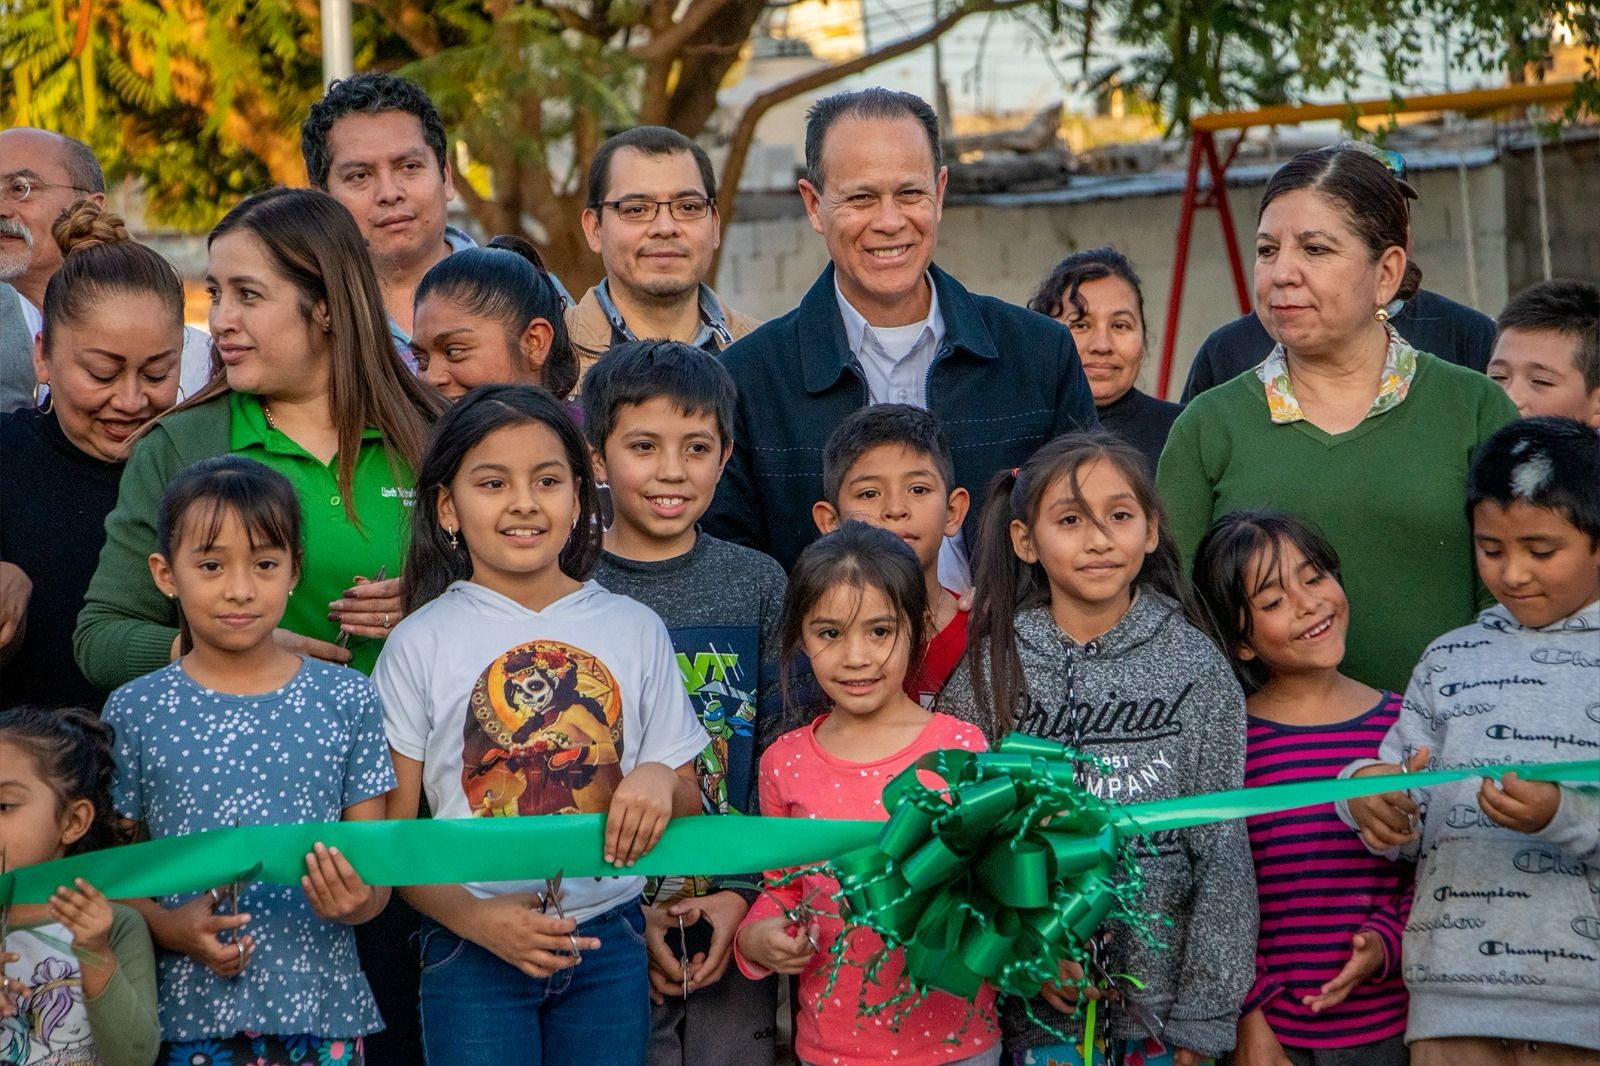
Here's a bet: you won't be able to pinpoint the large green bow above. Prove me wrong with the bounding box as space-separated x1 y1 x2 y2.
829 734 1147 1003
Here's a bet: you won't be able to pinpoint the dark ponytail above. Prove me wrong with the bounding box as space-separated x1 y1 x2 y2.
965 431 1202 734
0 706 126 855
414 235 578 400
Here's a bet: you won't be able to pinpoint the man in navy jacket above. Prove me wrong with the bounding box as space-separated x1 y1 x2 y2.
704 88 1096 570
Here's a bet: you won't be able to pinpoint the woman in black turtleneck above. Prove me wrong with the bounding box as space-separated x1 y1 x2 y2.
0 200 187 709
1027 246 1179 471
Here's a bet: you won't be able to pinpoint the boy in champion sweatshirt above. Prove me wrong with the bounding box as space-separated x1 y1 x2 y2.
1340 417 1600 1063
943 587 1256 1060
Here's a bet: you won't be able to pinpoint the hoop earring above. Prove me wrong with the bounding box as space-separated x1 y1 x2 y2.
32 382 52 414
447 526 460 550
1373 306 1389 323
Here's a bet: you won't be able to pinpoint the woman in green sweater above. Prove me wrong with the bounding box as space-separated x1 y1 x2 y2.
73 187 446 688
1158 146 1515 693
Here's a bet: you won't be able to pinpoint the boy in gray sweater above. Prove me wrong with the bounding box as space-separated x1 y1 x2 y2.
1342 417 1600 1065
583 341 786 1066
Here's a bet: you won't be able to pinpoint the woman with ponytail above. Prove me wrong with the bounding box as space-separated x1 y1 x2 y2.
1 200 186 710
1158 144 1518 693
941 432 1254 1066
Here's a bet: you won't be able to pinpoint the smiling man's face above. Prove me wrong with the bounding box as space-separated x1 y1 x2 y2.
581 147 720 305
322 109 454 272
799 114 947 327
0 128 101 297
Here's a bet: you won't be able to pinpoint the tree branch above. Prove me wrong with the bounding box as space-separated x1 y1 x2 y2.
630 0 738 61
356 0 444 57
716 0 1035 226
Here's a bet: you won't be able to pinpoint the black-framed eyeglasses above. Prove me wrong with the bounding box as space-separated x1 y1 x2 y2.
2 176 94 204
595 197 714 224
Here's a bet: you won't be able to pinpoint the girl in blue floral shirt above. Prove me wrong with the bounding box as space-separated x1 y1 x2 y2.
102 457 395 1066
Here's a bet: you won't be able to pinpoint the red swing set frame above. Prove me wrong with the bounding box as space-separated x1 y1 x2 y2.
1155 80 1583 399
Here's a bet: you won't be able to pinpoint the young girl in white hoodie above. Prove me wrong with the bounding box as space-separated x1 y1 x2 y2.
373 384 709 1066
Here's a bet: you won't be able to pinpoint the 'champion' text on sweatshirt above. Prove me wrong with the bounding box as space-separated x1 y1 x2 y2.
1337 600 1600 1050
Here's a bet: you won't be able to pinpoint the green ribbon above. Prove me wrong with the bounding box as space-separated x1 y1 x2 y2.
4 736 1595 1011
825 740 1598 1003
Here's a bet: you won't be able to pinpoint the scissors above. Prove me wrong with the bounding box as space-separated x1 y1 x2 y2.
1 846 11 990
336 564 387 649
538 869 582 963
758 884 825 953
1084 935 1165 1045
207 821 262 951
676 913 691 1000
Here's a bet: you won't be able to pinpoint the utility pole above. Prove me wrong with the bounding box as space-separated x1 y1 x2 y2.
932 0 954 136
321 0 354 85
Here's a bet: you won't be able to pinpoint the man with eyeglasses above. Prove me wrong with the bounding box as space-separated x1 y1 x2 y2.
1 128 106 344
570 127 758 379
0 127 211 414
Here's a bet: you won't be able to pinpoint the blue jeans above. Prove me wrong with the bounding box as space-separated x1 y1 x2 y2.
418 900 650 1066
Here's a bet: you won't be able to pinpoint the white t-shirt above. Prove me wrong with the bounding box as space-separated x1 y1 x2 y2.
374 579 709 922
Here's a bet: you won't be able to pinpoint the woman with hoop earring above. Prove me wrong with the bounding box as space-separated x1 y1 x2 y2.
0 199 186 709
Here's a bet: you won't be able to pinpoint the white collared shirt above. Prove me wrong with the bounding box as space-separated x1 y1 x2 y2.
834 274 945 407
832 273 970 591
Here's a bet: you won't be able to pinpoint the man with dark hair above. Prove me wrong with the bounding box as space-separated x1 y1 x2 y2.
301 72 476 357
571 126 758 379
1180 150 1494 403
703 88 1096 573
1488 279 1600 426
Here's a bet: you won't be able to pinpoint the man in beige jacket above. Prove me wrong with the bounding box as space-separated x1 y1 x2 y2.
570 127 758 380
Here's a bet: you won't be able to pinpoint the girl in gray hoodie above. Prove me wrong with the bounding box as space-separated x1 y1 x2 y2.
941 432 1255 1066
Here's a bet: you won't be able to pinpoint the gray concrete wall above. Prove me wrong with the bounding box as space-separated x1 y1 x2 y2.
716 153 1524 398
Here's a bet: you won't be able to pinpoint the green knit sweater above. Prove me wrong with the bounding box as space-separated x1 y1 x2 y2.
1157 353 1516 693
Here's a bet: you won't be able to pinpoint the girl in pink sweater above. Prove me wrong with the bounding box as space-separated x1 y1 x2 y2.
734 521 998 1066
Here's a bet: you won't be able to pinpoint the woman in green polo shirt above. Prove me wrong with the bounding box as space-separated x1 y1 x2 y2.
73 187 447 686
1157 146 1515 694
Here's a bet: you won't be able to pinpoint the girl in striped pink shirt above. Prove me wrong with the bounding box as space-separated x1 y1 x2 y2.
1194 511 1413 1066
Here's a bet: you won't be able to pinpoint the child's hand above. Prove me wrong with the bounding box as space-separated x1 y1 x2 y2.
463 892 601 979
1172 1049 1212 1066
1478 772 1561 834
605 761 678 867
736 914 816 975
157 891 255 979
1233 1009 1293 1066
642 903 686 1004
676 890 747 991
1301 930 1383 1012
1 953 26 1018
1038 958 1102 1015
1346 749 1428 850
301 842 382 924
48 877 114 959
